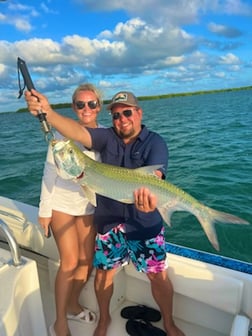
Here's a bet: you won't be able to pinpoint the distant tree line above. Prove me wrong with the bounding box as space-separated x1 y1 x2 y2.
16 85 252 113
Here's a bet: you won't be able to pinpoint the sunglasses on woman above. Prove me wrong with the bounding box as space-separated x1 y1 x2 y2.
75 100 98 110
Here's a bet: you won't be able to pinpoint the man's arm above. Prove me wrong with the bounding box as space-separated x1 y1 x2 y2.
25 89 92 148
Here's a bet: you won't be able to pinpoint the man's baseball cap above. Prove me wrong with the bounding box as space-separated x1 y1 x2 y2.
106 91 139 110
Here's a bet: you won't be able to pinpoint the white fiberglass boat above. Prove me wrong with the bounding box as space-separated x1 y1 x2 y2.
0 195 251 336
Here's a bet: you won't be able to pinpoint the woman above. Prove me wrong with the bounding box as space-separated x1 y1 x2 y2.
38 84 103 336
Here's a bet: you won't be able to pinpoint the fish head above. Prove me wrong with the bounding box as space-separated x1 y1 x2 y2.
51 139 85 180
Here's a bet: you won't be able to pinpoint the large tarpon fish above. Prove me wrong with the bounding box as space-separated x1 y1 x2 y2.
51 139 249 251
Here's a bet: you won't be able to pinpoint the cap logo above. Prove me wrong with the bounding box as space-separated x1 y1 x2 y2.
114 93 128 103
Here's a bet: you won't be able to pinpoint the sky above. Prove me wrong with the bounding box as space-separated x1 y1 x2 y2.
0 0 252 113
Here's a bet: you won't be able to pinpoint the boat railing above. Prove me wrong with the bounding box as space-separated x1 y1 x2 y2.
0 218 23 266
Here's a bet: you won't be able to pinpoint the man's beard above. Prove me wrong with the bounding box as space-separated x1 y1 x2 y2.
118 128 135 139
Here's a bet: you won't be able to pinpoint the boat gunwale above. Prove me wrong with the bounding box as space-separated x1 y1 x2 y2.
0 237 251 275
166 242 252 275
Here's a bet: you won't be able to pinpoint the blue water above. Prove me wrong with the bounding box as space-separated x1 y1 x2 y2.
0 90 251 263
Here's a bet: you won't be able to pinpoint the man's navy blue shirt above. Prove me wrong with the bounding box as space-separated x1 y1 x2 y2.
87 125 169 240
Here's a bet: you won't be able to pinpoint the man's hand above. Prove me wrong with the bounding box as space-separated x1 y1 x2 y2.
134 187 157 212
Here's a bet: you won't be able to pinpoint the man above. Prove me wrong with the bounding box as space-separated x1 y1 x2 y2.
25 89 185 336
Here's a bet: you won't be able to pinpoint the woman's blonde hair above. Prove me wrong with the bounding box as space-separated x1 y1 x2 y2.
72 83 103 107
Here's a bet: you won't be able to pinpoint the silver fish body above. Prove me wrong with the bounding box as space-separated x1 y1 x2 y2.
52 139 249 251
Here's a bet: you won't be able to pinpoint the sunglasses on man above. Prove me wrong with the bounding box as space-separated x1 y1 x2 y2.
111 109 134 120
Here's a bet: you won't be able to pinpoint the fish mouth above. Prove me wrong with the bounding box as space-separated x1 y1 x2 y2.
77 171 84 179
51 138 70 149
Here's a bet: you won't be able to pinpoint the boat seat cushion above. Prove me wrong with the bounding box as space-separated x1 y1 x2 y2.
124 257 244 315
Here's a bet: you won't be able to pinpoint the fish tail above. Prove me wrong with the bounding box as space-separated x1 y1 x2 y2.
196 206 249 251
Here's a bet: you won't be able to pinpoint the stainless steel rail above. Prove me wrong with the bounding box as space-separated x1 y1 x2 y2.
0 219 22 266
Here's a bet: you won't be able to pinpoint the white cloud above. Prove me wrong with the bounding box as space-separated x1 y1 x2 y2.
208 22 242 38
163 56 185 66
214 71 226 78
0 2 38 33
0 63 7 76
40 2 58 15
14 18 32 33
0 13 6 22
218 53 240 64
222 0 252 15
229 64 241 71
99 18 196 63
77 0 252 25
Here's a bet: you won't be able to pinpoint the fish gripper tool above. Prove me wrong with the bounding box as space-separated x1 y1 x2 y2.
17 57 55 141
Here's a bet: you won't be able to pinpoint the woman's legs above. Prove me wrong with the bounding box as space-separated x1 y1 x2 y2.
51 211 95 336
68 214 96 314
51 210 79 335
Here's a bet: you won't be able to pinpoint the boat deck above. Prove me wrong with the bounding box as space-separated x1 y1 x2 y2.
33 249 226 336
1 236 251 336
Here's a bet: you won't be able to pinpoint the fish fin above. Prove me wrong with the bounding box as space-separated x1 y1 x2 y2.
158 200 249 251
81 186 97 207
196 212 220 251
157 196 185 227
196 206 249 251
134 165 164 175
157 206 175 227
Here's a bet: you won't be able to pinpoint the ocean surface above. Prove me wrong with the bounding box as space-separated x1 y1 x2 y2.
0 90 251 263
